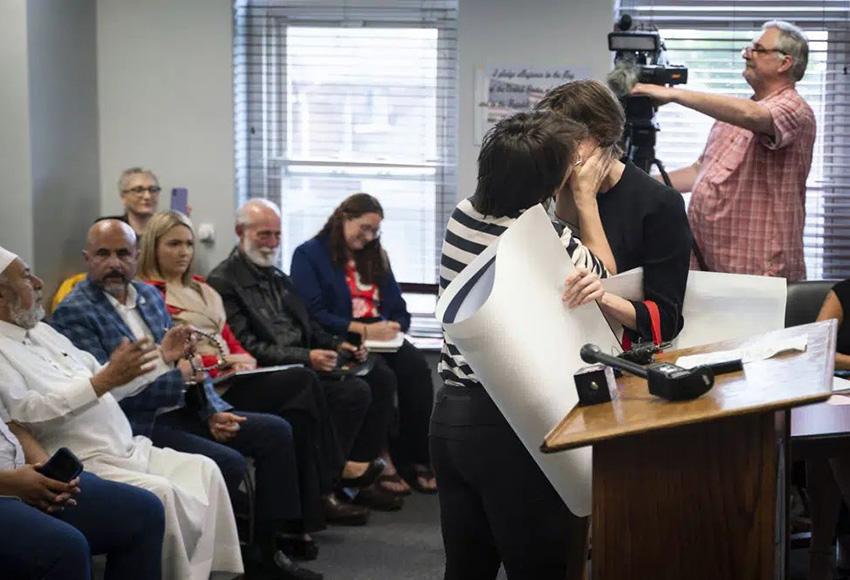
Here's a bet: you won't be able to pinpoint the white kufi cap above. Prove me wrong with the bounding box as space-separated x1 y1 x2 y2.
0 246 19 276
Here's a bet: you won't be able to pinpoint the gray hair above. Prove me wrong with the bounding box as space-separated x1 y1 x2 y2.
763 20 809 82
118 167 159 193
236 198 281 227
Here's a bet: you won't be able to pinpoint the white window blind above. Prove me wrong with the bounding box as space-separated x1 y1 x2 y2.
233 0 458 283
617 1 850 280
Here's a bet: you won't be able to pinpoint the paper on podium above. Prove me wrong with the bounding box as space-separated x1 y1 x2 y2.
599 268 787 349
436 205 620 517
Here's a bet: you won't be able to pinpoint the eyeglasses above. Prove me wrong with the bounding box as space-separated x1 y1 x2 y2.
123 185 162 195
741 44 787 57
358 224 381 238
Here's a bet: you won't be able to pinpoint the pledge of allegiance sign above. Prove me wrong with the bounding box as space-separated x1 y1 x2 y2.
474 65 590 145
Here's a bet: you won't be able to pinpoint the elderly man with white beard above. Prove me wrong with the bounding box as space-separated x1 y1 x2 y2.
207 199 404 512
0 246 243 580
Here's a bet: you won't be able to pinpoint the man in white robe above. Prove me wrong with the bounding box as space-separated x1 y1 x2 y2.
0 246 243 580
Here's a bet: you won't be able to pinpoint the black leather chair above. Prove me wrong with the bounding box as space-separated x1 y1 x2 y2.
785 280 837 328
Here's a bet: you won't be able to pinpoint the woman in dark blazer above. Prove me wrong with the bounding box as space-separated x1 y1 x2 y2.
291 193 436 494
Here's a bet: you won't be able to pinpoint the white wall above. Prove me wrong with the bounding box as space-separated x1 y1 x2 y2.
0 0 35 265
457 0 616 197
0 0 100 297
28 0 101 294
97 0 235 274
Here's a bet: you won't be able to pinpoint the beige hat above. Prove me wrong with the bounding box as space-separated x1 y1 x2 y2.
0 246 18 276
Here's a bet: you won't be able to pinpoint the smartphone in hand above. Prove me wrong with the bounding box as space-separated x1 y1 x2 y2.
171 187 189 215
36 447 83 483
346 331 363 347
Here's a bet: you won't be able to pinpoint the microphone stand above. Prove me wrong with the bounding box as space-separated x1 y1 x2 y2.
580 343 714 401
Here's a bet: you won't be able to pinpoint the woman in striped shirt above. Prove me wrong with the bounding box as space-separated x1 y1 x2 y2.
431 110 616 580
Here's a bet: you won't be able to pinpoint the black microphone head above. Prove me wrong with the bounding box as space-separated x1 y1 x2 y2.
580 343 601 364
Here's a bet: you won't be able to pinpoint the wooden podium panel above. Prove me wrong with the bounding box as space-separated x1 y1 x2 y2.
542 321 837 580
592 412 782 579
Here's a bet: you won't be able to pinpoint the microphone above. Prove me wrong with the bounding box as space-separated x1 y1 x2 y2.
580 343 714 401
606 60 640 98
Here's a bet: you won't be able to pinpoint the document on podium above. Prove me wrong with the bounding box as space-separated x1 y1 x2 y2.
436 204 620 517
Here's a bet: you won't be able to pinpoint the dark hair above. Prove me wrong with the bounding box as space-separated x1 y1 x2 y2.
318 193 388 285
536 80 625 157
471 111 587 218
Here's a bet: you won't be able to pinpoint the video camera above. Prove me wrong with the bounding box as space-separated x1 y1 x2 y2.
607 14 688 177
608 14 688 92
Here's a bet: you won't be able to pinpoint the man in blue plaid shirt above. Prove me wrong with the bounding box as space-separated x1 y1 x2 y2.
51 219 323 580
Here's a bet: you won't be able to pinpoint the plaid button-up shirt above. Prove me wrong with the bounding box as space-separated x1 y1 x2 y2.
689 85 816 281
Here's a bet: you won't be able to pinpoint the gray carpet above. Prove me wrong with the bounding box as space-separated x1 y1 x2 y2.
306 490 814 580
308 493 447 580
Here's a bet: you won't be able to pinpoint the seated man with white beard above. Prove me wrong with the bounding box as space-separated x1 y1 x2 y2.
0 245 243 580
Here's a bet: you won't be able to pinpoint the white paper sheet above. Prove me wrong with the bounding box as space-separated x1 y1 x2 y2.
676 270 787 349
364 333 404 352
675 334 808 369
833 376 850 394
436 205 620 517
599 267 643 340
599 268 787 349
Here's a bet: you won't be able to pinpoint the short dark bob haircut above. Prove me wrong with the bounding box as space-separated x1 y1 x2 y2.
471 110 587 218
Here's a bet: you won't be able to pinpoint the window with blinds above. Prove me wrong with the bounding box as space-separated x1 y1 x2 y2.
233 0 458 283
617 1 850 280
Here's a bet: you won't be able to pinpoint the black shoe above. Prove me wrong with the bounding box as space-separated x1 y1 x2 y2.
352 485 404 512
339 458 385 488
322 494 370 526
276 534 319 561
268 550 323 580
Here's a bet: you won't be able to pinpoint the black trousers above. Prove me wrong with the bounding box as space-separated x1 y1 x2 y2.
151 406 303 531
219 366 339 530
379 339 434 465
430 384 588 580
321 355 397 463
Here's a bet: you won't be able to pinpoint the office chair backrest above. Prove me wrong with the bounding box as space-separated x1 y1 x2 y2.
785 280 837 328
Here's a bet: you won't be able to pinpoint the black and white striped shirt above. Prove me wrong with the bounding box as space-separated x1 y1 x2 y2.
438 198 609 388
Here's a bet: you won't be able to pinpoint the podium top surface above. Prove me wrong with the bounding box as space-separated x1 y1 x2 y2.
542 320 837 453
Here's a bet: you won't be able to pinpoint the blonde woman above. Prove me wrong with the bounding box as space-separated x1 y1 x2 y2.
138 211 369 563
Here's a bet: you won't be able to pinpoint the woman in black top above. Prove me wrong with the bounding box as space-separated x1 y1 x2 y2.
538 80 693 344
817 279 850 367
433 111 616 580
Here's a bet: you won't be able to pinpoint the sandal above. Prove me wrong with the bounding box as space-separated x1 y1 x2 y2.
376 472 411 496
403 464 438 495
339 458 385 489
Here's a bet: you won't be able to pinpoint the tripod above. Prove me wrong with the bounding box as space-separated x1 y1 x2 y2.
622 95 709 271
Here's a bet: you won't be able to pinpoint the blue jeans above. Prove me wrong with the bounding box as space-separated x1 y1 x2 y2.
0 471 165 580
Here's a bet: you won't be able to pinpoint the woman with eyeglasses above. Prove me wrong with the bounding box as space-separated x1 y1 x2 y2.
290 193 437 495
118 167 163 236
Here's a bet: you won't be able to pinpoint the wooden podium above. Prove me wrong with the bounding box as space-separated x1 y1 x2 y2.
542 320 837 580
